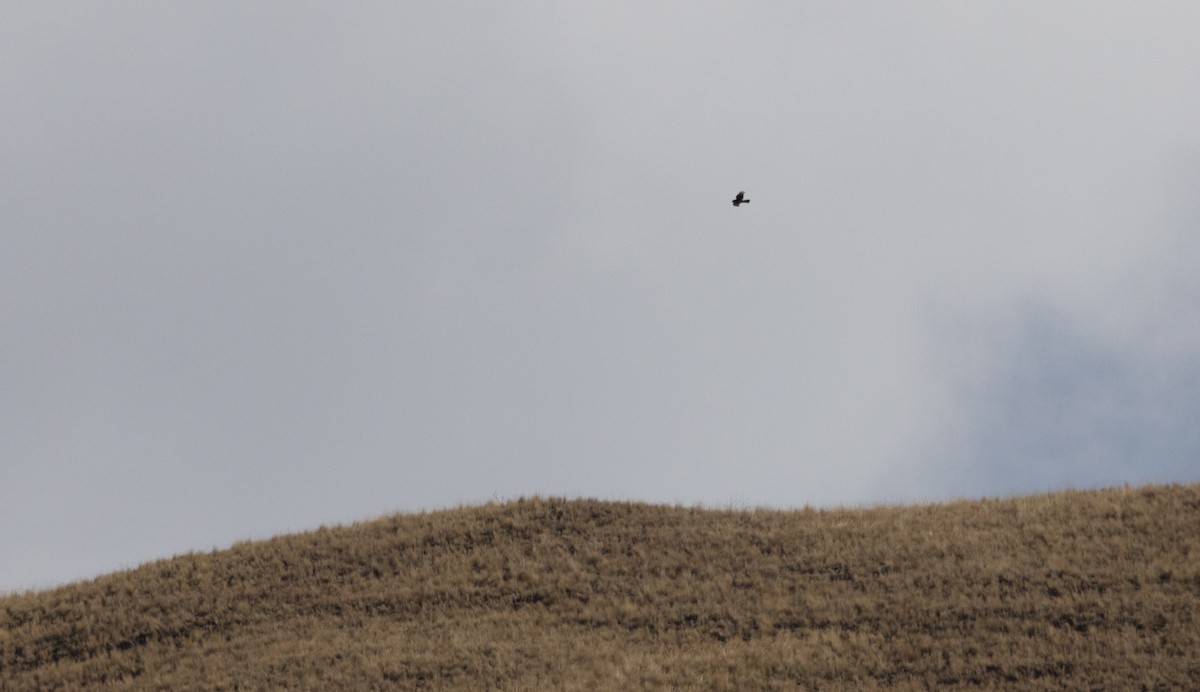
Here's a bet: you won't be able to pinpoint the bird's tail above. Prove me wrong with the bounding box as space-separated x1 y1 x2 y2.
742 199 750 204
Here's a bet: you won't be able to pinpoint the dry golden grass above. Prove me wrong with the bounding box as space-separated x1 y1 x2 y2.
2 483 1199 690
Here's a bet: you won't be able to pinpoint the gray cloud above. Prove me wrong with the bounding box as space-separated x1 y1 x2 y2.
4 3 1200 591
887 297 1200 502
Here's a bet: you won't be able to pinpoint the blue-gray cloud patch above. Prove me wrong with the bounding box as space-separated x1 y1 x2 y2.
903 299 1200 501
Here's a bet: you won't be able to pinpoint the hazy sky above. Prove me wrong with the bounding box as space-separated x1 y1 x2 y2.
4 3 1200 592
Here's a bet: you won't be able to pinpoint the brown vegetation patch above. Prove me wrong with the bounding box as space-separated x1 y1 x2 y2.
2 483 1199 689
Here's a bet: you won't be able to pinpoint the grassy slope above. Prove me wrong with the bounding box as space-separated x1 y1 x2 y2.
2 483 1199 690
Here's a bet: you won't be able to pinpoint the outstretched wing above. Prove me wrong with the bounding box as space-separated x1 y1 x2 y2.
734 191 745 202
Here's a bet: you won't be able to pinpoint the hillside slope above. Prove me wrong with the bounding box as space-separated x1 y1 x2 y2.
2 484 1199 689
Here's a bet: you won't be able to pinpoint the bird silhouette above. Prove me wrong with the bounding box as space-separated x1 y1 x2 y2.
732 191 749 207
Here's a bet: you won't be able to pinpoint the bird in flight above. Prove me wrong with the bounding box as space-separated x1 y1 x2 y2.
732 191 750 207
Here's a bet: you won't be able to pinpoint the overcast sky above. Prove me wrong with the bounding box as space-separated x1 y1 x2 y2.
4 3 1200 592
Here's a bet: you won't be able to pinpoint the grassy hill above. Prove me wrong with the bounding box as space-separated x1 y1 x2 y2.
2 484 1199 690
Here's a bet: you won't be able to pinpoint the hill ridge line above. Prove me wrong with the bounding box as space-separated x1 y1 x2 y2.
3 481 1198 689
